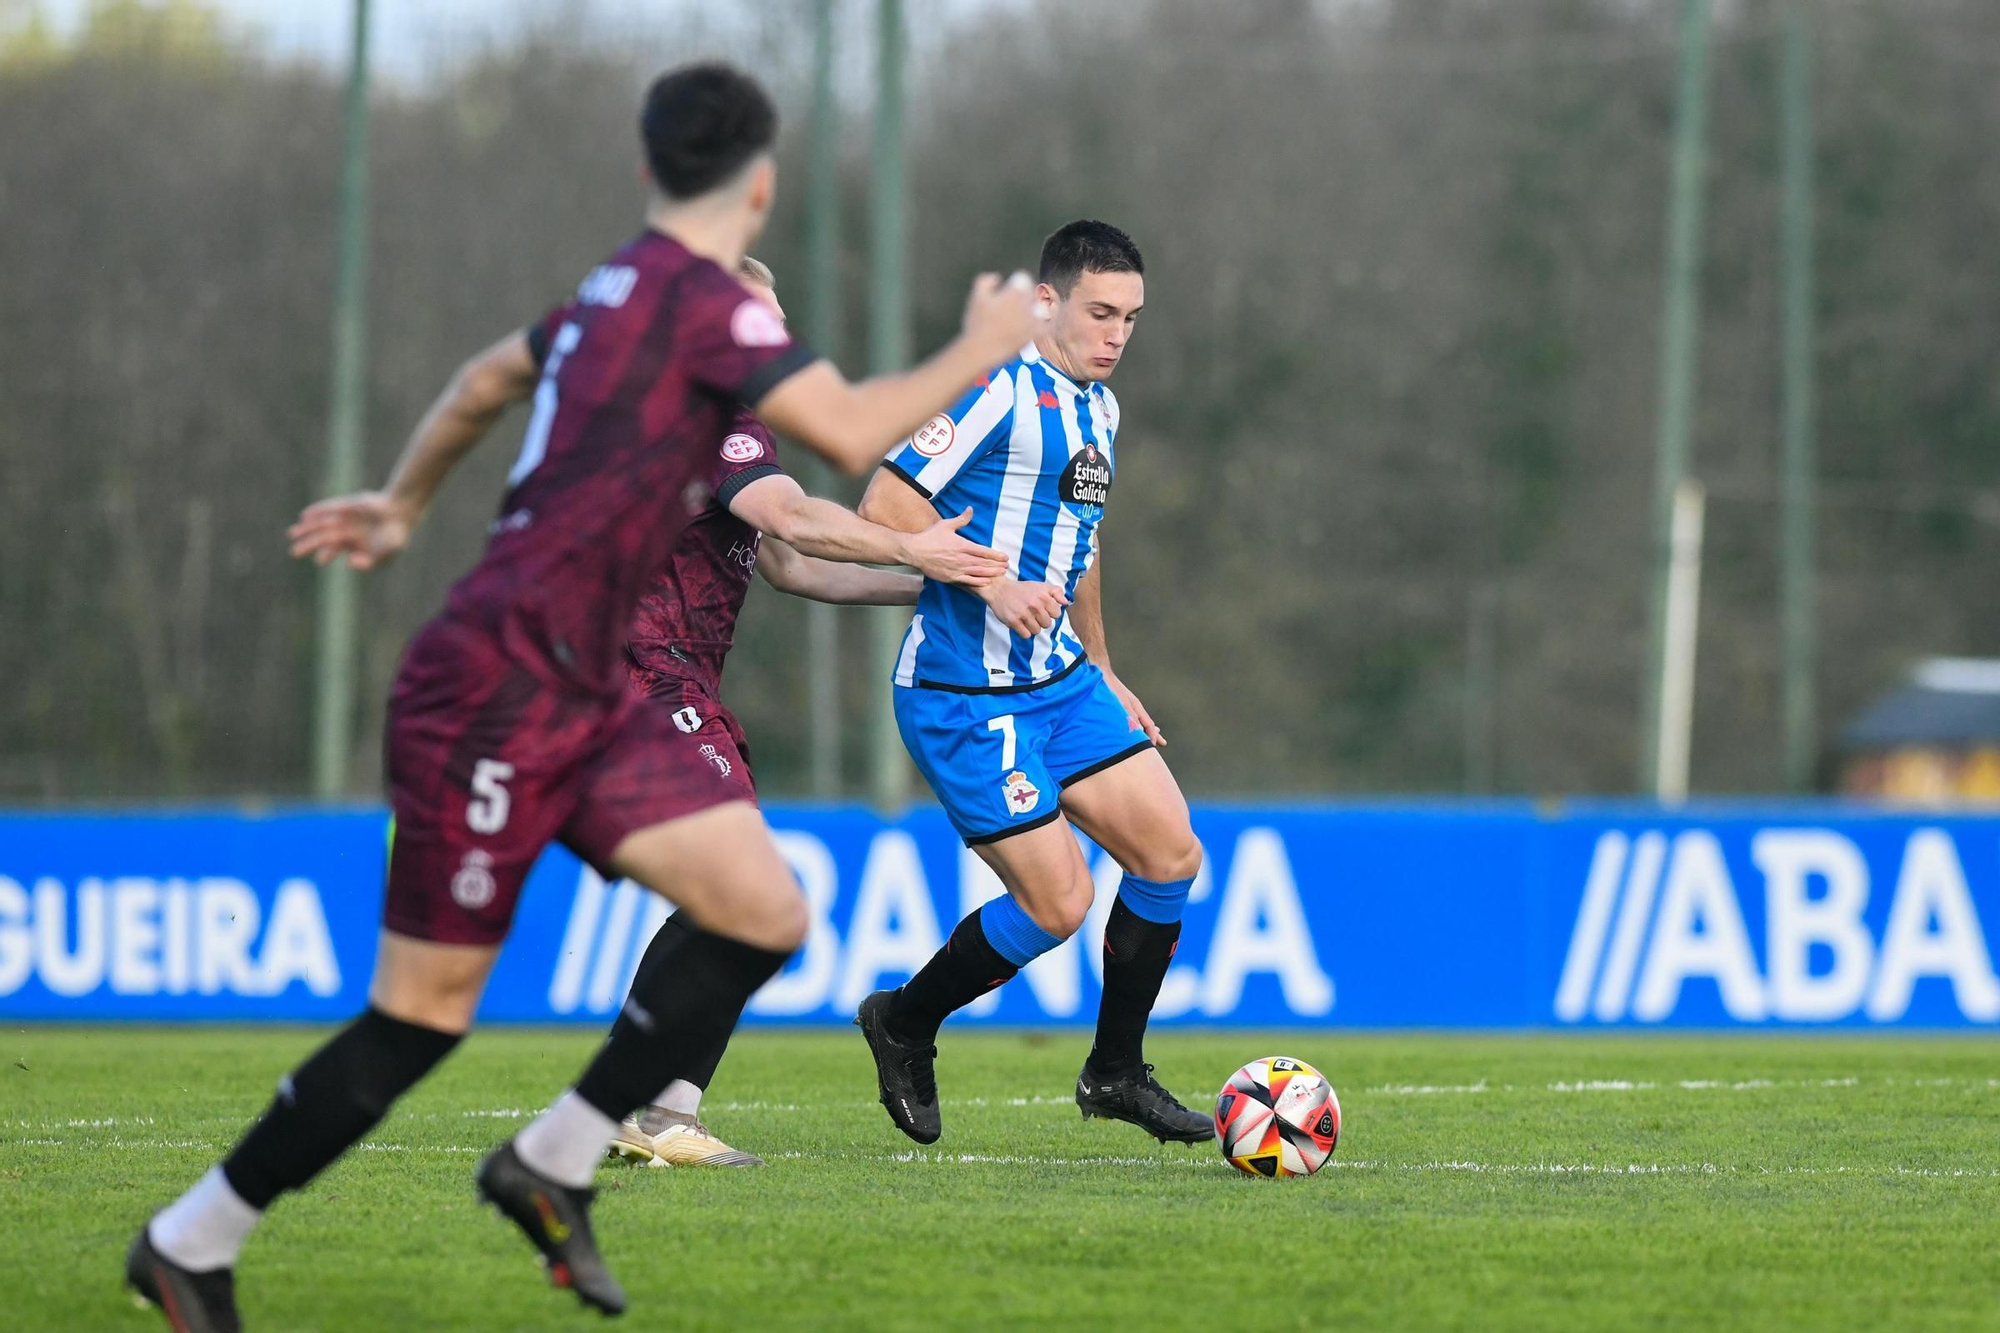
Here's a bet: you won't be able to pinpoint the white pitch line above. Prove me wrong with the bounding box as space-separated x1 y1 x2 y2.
1371 1076 1993 1096
8 1076 1996 1139
3 1136 1995 1180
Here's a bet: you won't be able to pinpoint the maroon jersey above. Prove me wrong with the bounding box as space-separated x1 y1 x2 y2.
626 411 786 694
441 231 816 698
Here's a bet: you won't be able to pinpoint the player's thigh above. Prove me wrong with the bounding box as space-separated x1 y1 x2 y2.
972 815 1097 939
896 685 1063 843
369 930 500 1033
604 802 806 952
1060 746 1203 884
566 700 800 951
1040 665 1155 793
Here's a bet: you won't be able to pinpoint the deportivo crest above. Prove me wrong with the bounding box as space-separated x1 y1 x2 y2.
720 433 764 463
912 414 955 457
1003 770 1040 815
1059 442 1111 515
451 850 497 910
699 743 733 778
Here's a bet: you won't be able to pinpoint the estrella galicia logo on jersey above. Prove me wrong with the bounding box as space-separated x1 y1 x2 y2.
1059 443 1111 516
720 433 764 463
1003 770 1040 816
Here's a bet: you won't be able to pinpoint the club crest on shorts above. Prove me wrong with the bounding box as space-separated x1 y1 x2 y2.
700 743 732 778
451 850 497 910
1002 770 1040 815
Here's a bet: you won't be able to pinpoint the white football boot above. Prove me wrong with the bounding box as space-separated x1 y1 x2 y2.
606 1106 764 1168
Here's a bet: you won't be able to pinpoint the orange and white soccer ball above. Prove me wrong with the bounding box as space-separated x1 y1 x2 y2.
1214 1056 1340 1178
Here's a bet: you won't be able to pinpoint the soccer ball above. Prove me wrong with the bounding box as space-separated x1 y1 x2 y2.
1214 1056 1340 1179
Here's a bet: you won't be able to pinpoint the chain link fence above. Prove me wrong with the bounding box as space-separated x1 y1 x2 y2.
4 0 1999 802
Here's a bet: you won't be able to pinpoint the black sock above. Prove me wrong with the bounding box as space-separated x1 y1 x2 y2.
886 909 1018 1045
627 912 728 1093
574 926 790 1122
220 1007 461 1209
1091 898 1180 1075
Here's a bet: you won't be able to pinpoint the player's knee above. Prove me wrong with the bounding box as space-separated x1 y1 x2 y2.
1044 878 1095 940
758 889 811 953
1132 832 1202 885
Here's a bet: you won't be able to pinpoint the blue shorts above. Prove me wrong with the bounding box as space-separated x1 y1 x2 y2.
895 661 1155 845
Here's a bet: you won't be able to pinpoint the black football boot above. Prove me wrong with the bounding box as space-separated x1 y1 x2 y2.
125 1227 242 1333
854 989 943 1144
475 1140 627 1316
1076 1058 1217 1145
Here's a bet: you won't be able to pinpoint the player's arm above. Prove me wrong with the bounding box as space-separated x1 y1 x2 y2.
857 471 1069 638
727 473 1006 588
754 538 922 606
1070 557 1164 746
754 275 1037 476
287 331 541 570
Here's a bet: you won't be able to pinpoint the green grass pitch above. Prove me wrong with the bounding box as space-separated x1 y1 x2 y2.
3 1027 1998 1330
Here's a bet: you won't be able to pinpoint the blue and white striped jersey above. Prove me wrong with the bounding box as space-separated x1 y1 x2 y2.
883 342 1119 692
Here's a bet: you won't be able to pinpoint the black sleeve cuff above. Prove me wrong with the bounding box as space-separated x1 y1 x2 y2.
739 342 822 408
881 458 934 500
715 463 786 509
524 323 550 368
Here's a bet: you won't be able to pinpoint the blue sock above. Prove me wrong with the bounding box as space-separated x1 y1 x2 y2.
977 894 1063 967
1115 872 1194 925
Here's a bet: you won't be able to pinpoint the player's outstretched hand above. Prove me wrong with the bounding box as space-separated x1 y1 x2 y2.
901 508 1010 588
979 577 1068 638
961 271 1042 363
287 491 415 571
1103 669 1166 747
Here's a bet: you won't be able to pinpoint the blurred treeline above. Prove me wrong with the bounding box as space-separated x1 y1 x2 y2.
4 0 2000 802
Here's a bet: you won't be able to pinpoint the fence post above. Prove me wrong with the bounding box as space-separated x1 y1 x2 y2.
1638 0 1713 793
311 0 371 799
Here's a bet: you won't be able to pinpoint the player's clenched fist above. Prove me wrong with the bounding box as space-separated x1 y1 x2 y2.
960 271 1042 362
978 577 1068 638
898 508 1010 588
287 491 417 571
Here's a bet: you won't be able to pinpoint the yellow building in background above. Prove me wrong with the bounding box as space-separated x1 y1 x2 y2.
1839 659 2000 807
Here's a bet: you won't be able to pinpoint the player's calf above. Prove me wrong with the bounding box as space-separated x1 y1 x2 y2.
1090 873 1197 1077
133 1004 463 1319
884 895 1052 1046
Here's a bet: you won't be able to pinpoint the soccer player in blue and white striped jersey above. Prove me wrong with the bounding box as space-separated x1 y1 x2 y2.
853 221 1214 1147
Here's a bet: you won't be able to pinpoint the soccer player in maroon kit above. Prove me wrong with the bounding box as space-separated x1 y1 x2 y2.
602 256 1010 1168
127 62 1038 1330
362 253 999 1169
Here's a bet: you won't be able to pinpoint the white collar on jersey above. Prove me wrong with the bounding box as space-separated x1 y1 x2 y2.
1020 340 1099 401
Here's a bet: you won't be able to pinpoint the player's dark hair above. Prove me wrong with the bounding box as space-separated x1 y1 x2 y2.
1038 220 1144 296
639 62 779 200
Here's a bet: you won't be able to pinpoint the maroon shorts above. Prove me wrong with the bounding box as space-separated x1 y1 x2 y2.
626 670 759 802
382 618 755 946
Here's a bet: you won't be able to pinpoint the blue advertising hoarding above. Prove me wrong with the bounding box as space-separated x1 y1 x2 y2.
1 803 1996 1028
